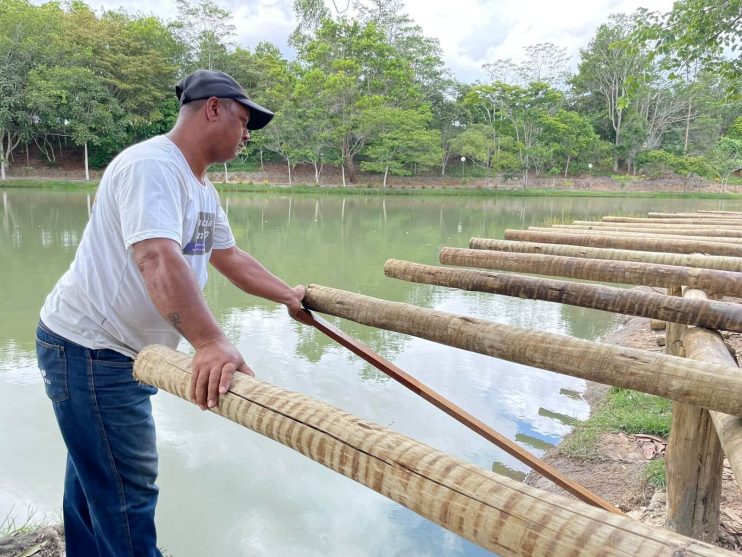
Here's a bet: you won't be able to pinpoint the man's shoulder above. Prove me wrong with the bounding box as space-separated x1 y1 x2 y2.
113 135 177 167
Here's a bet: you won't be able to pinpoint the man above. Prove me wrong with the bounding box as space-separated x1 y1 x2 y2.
35 70 304 556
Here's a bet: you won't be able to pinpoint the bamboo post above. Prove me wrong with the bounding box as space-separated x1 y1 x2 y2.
383 259 742 332
303 285 742 415
440 248 742 297
665 285 725 541
468 239 742 273
526 227 742 246
504 229 742 258
134 345 737 557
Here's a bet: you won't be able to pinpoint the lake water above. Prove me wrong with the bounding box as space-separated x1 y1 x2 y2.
3 188 741 556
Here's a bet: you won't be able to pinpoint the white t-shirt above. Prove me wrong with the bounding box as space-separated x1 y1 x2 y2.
40 135 235 358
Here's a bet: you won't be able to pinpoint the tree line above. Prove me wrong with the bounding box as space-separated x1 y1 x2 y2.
0 0 740 186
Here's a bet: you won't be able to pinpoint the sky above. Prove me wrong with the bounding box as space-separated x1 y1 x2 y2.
56 0 677 82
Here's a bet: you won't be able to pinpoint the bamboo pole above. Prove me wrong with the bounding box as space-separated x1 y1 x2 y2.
134 345 736 557
665 294 727 542
698 210 742 216
527 227 742 246
440 248 742 297
554 224 742 239
383 259 742 332
504 229 742 258
572 221 742 233
649 212 742 220
468 239 742 273
303 285 742 416
603 217 742 226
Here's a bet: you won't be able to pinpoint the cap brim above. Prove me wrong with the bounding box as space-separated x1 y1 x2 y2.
235 97 274 130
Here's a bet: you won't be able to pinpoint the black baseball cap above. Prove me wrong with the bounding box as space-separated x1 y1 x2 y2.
175 70 274 130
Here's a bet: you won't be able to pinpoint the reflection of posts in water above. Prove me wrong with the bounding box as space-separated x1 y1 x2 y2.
537 407 579 427
86 194 91 218
515 431 555 452
134 345 733 556
287 197 291 225
314 200 319 222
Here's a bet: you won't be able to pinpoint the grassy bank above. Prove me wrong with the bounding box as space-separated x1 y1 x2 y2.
4 177 742 200
559 386 671 486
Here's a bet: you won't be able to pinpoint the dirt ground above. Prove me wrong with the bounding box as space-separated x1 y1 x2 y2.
526 297 742 553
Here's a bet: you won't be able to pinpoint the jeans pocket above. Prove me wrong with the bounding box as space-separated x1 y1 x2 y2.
36 337 69 403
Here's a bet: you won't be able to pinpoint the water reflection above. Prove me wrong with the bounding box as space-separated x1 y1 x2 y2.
4 189 742 556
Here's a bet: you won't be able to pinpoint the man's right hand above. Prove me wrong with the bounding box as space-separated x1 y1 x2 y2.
191 337 254 410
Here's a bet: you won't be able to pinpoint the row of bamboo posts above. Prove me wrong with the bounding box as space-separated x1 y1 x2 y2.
135 208 742 556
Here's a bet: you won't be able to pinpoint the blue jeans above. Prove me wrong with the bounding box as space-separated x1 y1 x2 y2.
36 322 162 557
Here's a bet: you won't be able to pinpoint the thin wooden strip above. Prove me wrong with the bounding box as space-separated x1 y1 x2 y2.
468 239 742 273
441 247 742 297
304 284 742 416
135 345 736 556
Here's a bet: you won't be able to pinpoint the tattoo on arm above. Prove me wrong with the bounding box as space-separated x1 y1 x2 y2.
167 312 185 334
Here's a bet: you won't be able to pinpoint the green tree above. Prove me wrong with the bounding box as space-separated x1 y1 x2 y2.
541 110 603 176
573 14 650 171
27 66 123 180
0 0 62 179
173 0 235 71
359 103 441 187
635 0 741 98
710 137 742 191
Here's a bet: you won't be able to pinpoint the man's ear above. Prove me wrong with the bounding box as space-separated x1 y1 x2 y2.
204 97 220 122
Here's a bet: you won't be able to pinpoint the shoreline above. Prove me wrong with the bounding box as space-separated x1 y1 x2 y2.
3 176 742 199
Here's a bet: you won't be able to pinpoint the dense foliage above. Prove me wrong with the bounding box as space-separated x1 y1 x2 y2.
0 0 739 185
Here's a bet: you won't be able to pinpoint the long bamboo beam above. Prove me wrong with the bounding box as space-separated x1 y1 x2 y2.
527 227 742 245
440 248 742 297
303 284 742 416
573 221 742 232
698 210 742 216
467 239 742 273
504 229 742 257
649 212 742 220
554 224 742 239
383 259 742 332
134 345 736 557
603 217 742 226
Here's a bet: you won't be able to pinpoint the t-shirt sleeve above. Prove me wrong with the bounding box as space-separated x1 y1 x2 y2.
213 204 235 249
115 160 185 249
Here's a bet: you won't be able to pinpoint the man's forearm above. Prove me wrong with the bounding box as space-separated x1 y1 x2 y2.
211 247 295 305
135 241 225 348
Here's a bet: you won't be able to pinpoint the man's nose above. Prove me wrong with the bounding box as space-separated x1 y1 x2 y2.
243 129 251 142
